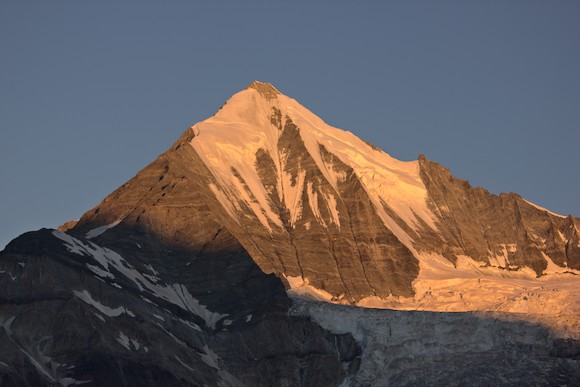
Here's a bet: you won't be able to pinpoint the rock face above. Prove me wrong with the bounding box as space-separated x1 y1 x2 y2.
1 81 579 386
418 156 580 273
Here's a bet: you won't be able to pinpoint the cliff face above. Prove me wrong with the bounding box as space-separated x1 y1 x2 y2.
418 155 580 273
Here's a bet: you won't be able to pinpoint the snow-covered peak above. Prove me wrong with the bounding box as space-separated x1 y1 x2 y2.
208 83 282 129
188 83 437 244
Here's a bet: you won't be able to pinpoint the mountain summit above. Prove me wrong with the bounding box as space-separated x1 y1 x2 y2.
246 80 280 98
1 82 579 386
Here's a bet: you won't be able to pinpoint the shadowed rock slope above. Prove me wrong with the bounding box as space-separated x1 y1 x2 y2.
0 226 359 386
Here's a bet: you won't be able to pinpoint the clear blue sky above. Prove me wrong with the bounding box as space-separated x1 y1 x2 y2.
1 1 579 249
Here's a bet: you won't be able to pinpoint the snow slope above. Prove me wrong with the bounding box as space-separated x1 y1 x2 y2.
190 81 437 245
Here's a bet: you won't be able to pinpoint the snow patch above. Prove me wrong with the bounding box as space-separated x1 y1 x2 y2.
130 339 140 351
178 317 202 332
86 219 122 239
285 275 334 302
73 290 134 318
1 316 16 335
489 243 517 268
200 345 220 370
116 332 131 350
0 271 18 281
145 264 159 276
557 230 567 242
522 198 566 218
143 273 160 283
174 355 196 373
324 192 340 228
115 332 142 352
169 284 227 329
542 252 579 275
306 182 326 228
86 264 114 279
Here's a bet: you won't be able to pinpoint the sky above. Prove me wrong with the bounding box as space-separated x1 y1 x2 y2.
1 1 579 249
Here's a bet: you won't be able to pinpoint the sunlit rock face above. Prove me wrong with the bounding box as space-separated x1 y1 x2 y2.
1 81 579 386
418 155 580 274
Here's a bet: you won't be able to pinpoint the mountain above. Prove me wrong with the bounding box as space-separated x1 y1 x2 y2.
1 81 579 386
73 80 580 307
